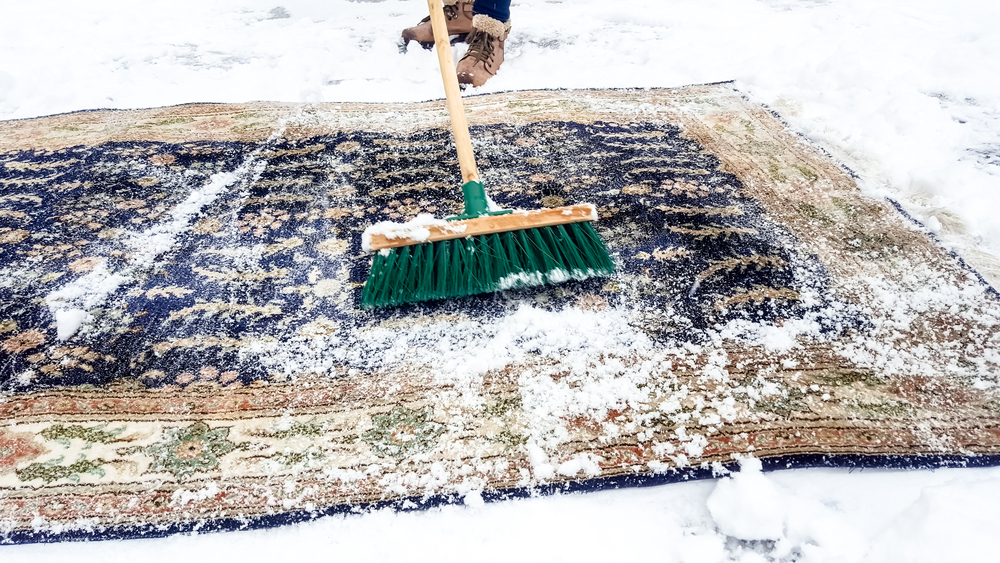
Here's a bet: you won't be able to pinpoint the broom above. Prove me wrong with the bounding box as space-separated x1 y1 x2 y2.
359 0 614 309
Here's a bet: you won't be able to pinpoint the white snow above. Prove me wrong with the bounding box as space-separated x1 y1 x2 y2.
6 464 1000 562
53 308 88 341
707 457 786 542
361 213 458 252
42 166 256 341
2 0 1000 559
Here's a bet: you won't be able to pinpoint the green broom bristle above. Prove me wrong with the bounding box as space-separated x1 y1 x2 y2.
361 222 615 309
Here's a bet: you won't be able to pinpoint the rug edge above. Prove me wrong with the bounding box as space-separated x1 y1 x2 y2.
4 452 999 546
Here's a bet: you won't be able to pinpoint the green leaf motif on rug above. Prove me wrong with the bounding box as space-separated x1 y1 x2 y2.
145 422 237 481
362 407 445 459
819 369 886 388
487 428 528 451
268 446 326 469
845 399 915 419
40 424 125 449
753 391 811 418
268 419 325 440
482 396 522 418
16 455 106 484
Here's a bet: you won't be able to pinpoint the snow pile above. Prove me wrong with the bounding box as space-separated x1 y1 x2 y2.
52 308 90 341
361 213 460 253
707 458 785 541
707 457 869 561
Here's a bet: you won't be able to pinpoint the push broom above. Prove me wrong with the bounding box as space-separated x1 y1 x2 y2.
359 0 614 309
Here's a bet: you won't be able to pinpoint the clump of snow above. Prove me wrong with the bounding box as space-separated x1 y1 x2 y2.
361 214 460 253
706 457 871 561
716 317 818 354
462 489 485 508
496 271 547 291
525 443 555 480
53 309 88 341
45 264 130 341
497 267 598 291
555 453 602 478
171 482 221 507
707 457 785 541
45 263 129 312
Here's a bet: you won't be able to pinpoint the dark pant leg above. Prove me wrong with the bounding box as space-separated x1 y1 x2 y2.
472 0 511 22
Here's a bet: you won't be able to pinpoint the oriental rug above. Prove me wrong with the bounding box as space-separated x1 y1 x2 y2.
0 84 998 543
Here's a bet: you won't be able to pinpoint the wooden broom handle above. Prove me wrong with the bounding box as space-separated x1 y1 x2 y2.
428 0 479 184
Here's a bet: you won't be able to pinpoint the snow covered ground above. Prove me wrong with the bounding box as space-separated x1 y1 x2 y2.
2 0 999 560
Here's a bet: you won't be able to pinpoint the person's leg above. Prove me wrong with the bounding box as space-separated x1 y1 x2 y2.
457 0 512 86
471 0 511 22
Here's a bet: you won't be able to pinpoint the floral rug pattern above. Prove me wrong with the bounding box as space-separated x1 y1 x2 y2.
0 85 998 543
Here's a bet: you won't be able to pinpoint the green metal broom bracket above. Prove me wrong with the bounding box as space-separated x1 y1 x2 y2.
447 180 514 221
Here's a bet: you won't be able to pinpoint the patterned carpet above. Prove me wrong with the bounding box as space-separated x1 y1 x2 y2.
0 84 998 543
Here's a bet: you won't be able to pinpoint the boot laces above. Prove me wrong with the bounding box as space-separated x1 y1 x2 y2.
465 29 496 62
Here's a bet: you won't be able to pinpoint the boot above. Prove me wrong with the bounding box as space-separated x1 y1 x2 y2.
401 1 474 50
456 15 511 87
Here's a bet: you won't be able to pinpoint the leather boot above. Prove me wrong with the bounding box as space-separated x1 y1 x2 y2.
456 15 511 87
401 1 474 49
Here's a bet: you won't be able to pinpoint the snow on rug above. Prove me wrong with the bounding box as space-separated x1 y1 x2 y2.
1 84 998 543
